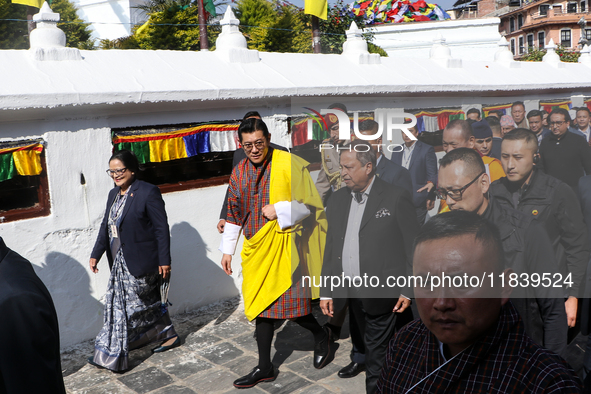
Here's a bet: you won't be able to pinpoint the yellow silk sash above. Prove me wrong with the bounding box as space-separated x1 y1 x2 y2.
241 150 327 321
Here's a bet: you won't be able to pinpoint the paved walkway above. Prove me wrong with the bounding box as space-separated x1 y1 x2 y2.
61 297 589 394
61 297 365 394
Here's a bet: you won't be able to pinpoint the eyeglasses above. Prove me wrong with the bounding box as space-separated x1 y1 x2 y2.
436 171 485 201
242 140 266 152
549 121 566 127
106 168 127 177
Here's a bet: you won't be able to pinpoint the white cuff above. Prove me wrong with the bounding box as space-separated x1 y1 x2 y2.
275 201 311 230
320 297 333 301
219 222 241 255
401 294 411 301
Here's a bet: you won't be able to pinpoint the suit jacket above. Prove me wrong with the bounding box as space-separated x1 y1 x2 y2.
0 238 66 394
578 175 591 335
490 137 502 160
219 143 288 219
91 179 171 278
569 127 586 139
390 140 438 208
320 176 419 315
376 156 413 197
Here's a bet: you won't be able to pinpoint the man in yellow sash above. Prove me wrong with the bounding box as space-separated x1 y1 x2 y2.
219 118 333 389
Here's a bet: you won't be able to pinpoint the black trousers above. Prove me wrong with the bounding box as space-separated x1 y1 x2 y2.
349 298 397 394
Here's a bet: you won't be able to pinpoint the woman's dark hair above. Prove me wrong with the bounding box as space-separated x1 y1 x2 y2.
238 118 270 142
110 149 141 174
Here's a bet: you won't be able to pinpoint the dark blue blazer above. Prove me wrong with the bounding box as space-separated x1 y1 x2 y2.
490 137 502 160
376 155 413 197
578 175 591 335
91 180 171 277
391 140 438 208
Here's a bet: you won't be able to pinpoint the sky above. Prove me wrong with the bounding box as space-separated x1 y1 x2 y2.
288 0 456 12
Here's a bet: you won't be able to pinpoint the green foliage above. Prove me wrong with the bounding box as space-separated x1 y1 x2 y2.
519 45 580 63
51 0 94 48
318 0 373 54
99 36 140 49
0 0 28 49
132 4 220 50
0 0 94 49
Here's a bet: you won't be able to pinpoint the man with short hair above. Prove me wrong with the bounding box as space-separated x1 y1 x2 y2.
439 119 505 212
501 115 516 136
485 115 502 160
466 108 481 121
539 108 591 195
376 211 582 393
436 148 567 355
472 120 493 157
391 124 438 225
320 140 419 393
217 111 288 234
357 120 413 196
527 109 550 143
490 128 589 330
220 118 333 389
316 105 350 206
575 107 591 144
511 101 528 129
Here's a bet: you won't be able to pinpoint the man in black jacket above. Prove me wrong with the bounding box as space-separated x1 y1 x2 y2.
320 140 419 393
0 237 66 394
437 147 567 356
490 128 589 330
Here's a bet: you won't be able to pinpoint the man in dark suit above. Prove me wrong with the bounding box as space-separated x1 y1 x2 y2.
390 125 437 225
217 111 288 233
0 237 66 394
320 140 419 393
358 120 413 196
527 110 550 144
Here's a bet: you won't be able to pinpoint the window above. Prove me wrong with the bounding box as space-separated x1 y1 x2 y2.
527 34 534 51
510 17 515 32
517 14 523 29
567 2 577 12
0 139 50 223
586 28 591 40
511 38 516 54
518 36 525 54
538 31 545 48
582 1 587 11
561 29 572 47
539 4 549 15
112 121 243 193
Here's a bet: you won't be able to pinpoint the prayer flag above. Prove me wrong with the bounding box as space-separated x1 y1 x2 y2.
11 0 44 9
305 0 328 20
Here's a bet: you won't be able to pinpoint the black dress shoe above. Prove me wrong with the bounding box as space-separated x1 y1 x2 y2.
338 362 365 378
313 326 336 369
152 336 180 353
233 365 277 389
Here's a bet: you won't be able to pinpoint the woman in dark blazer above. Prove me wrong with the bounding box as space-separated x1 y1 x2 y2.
88 150 179 372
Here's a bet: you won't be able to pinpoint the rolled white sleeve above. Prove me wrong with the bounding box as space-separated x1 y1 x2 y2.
275 201 311 230
219 222 242 255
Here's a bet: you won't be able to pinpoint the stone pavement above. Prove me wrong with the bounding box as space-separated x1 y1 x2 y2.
61 297 365 394
61 296 589 394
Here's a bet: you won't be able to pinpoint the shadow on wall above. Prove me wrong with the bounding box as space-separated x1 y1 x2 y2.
169 221 239 314
35 252 104 348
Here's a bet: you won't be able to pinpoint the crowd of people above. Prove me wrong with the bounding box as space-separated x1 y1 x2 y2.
3 101 591 393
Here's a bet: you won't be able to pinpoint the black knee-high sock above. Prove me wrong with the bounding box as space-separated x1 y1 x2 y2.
255 317 274 371
293 314 324 342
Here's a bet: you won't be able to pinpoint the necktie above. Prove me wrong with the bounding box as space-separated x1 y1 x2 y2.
354 192 363 203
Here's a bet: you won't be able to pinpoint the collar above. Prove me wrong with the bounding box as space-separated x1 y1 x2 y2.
549 130 568 141
404 141 417 152
376 155 383 166
350 175 376 201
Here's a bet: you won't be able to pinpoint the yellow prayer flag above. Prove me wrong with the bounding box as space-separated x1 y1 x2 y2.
149 137 188 163
135 19 150 35
304 0 327 20
13 149 42 176
11 0 45 9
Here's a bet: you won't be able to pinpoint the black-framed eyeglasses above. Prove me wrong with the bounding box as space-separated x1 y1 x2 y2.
549 121 566 127
242 140 266 152
436 171 485 201
106 168 127 177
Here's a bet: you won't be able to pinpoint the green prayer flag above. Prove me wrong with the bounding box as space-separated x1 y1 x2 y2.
203 0 216 17
116 141 150 164
0 153 17 183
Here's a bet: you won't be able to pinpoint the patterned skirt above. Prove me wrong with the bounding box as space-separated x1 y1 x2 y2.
259 264 311 319
92 250 177 371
